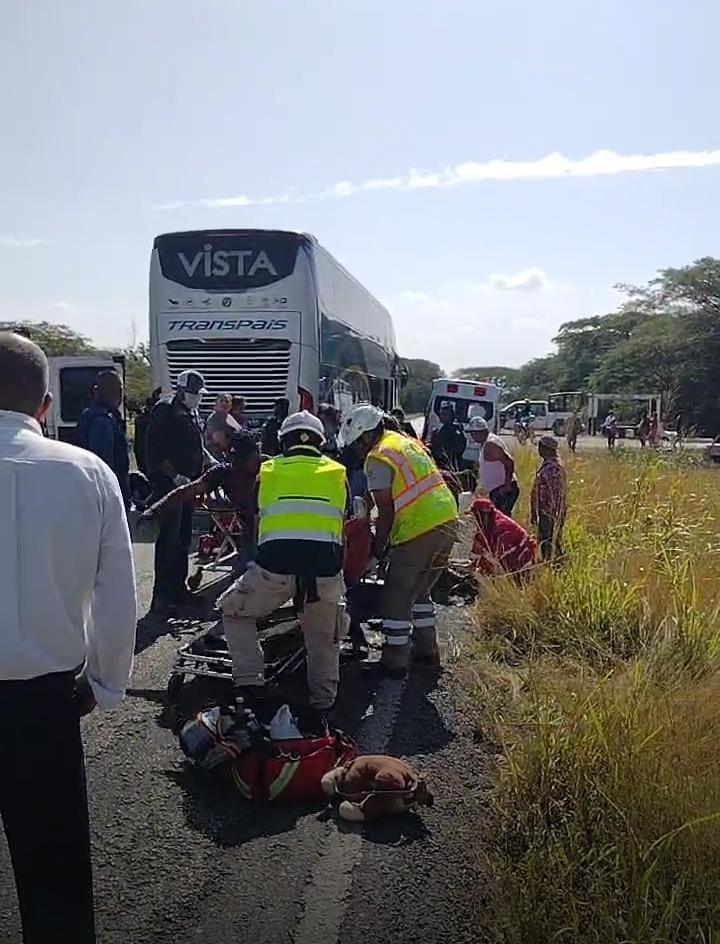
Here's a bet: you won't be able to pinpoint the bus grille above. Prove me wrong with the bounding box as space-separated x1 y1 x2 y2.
165 338 292 414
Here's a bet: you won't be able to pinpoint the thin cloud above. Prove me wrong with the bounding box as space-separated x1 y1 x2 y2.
488 267 550 292
0 236 49 248
154 146 720 210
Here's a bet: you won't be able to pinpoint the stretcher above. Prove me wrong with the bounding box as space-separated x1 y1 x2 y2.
167 603 305 699
168 512 381 699
188 502 247 591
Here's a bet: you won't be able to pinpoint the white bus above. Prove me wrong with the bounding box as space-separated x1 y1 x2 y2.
149 229 401 428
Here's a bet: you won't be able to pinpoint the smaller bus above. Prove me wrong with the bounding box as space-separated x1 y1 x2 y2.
422 378 501 465
547 391 586 435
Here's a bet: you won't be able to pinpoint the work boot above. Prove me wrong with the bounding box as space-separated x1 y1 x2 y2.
379 642 411 679
412 627 441 667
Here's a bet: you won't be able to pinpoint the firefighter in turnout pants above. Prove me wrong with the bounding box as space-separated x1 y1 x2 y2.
217 411 348 711
341 404 458 677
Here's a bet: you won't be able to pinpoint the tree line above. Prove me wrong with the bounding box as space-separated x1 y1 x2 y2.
5 257 718 434
402 257 720 435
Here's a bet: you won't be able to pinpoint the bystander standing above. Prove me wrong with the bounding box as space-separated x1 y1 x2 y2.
0 333 136 944
531 435 568 562
260 397 290 456
145 369 206 615
76 370 130 508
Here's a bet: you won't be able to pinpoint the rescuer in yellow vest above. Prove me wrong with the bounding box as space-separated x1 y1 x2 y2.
218 411 348 710
341 403 458 677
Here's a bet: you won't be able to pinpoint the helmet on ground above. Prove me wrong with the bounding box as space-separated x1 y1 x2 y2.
467 416 489 432
341 403 385 445
176 369 207 394
279 410 326 444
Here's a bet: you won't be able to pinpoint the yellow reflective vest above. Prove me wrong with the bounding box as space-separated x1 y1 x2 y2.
257 451 347 546
367 430 458 545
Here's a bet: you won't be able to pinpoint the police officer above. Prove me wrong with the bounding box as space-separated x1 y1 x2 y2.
218 411 348 711
341 403 458 677
146 369 206 615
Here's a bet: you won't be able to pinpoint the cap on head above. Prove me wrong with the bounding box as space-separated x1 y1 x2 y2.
278 410 326 444
176 369 207 395
341 403 385 445
538 435 559 453
467 416 489 432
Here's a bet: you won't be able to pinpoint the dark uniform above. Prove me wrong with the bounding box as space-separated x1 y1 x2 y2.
146 397 203 608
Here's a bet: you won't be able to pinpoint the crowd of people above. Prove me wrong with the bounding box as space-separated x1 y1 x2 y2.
0 330 572 943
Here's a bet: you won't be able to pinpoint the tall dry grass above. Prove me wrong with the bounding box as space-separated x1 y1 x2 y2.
466 445 720 943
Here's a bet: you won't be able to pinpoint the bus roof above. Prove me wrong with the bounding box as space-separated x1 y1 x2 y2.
153 229 314 249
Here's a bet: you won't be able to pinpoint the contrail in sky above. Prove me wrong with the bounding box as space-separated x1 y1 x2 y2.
153 147 720 211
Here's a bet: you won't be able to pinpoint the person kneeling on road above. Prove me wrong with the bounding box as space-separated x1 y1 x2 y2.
341 403 458 678
217 411 349 712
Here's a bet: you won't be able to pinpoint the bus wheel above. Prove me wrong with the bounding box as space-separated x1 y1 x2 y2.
553 420 565 437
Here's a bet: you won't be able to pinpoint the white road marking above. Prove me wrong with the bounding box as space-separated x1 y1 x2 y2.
292 677 406 944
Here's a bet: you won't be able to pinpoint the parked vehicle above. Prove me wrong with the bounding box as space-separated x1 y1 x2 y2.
422 378 501 466
149 229 402 430
45 353 126 444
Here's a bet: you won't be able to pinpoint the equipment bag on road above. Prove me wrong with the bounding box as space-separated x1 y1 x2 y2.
231 726 357 804
180 704 357 804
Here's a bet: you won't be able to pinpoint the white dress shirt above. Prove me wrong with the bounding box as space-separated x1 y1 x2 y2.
0 410 137 707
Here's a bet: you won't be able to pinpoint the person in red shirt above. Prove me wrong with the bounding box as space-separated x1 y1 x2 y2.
469 496 537 580
530 436 568 562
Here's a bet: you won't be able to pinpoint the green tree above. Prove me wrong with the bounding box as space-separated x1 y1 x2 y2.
400 357 443 413
0 320 92 355
123 343 153 413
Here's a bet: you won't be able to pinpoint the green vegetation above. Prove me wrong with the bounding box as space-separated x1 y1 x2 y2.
0 320 153 413
466 447 720 943
456 258 720 434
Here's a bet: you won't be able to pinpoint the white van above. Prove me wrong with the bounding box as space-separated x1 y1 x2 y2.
422 378 501 465
45 353 125 444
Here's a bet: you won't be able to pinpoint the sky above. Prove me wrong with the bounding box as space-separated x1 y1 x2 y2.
0 0 718 371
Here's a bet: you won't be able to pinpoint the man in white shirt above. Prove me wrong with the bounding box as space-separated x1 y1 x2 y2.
467 416 520 517
0 333 137 944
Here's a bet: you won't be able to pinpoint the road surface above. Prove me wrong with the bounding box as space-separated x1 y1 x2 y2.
0 524 488 944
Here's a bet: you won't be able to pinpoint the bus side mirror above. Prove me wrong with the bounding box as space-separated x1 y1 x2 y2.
399 366 409 389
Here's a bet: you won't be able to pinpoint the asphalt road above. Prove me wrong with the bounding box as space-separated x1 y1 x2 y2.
0 519 489 944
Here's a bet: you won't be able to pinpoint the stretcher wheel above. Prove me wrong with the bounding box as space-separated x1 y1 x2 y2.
167 672 185 700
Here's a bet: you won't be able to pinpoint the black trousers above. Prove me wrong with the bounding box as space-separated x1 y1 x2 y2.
0 672 95 944
153 499 193 603
489 482 520 518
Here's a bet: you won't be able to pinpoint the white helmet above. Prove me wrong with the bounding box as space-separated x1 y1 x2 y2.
341 403 384 445
278 410 326 444
467 416 489 432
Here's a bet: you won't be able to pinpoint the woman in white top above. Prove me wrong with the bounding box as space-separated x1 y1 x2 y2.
467 416 520 517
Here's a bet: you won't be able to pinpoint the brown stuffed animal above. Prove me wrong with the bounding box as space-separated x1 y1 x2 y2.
321 755 434 822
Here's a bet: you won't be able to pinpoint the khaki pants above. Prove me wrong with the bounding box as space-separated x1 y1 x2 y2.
381 521 457 646
218 564 346 709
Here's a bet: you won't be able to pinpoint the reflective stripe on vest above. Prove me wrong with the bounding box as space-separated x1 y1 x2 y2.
257 453 346 546
368 431 457 545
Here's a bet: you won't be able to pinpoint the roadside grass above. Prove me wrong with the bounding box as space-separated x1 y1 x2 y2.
464 446 720 943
